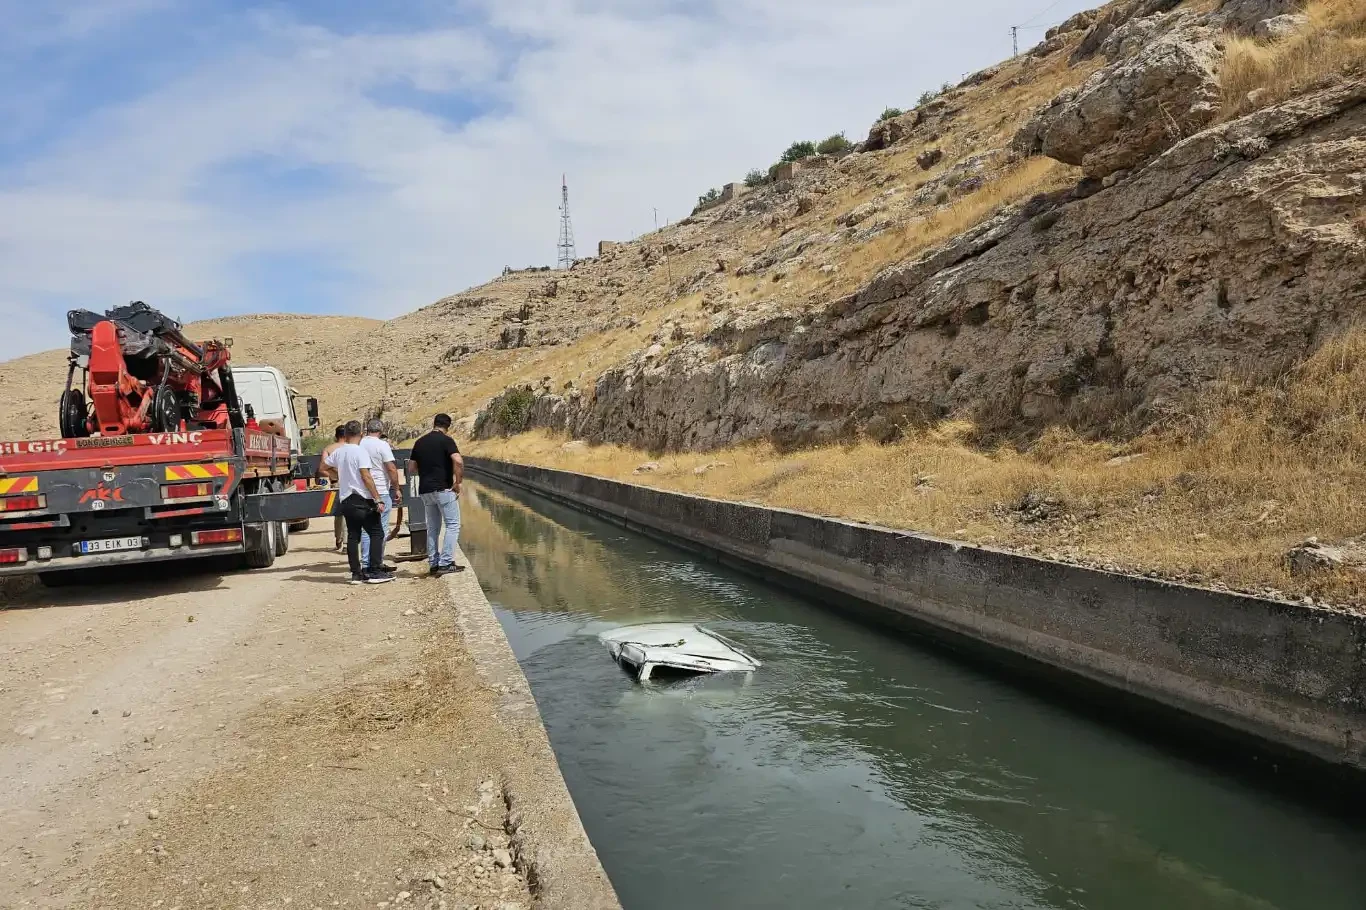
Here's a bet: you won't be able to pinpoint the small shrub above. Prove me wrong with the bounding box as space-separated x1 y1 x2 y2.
780 140 817 163
485 386 537 436
767 162 782 181
815 132 852 155
300 432 329 455
697 187 722 207
917 88 940 106
878 107 904 122
744 169 768 188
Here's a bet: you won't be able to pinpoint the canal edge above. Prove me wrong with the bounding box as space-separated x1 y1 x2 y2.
441 548 624 910
465 456 1366 802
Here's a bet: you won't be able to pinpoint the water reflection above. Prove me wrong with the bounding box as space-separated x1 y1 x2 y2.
461 482 1366 910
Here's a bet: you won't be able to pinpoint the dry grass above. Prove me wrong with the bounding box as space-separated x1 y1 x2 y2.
474 327 1366 609
840 157 1076 285
1221 0 1366 116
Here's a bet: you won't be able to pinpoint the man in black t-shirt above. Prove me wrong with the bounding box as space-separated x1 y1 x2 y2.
407 413 465 577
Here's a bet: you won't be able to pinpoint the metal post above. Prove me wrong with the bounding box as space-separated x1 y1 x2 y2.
405 473 427 558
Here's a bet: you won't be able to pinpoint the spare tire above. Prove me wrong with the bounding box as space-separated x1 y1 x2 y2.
150 385 181 433
59 389 89 438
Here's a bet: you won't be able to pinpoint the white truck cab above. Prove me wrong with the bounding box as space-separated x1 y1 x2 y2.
232 365 319 455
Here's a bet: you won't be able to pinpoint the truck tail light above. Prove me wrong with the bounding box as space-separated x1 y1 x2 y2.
162 483 212 502
0 547 27 564
190 528 242 546
0 495 45 512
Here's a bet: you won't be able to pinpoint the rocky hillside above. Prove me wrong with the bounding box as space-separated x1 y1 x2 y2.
471 0 1366 451
1 0 1361 456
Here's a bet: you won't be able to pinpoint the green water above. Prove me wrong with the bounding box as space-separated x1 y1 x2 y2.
460 480 1366 910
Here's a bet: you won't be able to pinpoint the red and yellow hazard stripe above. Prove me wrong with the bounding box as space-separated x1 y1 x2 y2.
164 463 231 481
0 476 38 495
320 490 337 515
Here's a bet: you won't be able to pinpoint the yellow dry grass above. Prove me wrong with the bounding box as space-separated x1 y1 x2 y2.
839 158 1077 288
474 327 1366 608
1221 0 1366 116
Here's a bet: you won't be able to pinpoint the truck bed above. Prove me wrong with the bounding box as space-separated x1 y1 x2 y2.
0 428 301 576
0 429 289 474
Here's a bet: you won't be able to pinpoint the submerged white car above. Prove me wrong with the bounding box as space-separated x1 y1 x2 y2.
599 622 761 682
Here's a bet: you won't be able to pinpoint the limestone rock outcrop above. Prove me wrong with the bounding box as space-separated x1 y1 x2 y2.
1019 26 1224 177
478 83 1366 451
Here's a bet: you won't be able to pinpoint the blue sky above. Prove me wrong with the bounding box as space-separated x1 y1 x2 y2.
0 0 1096 359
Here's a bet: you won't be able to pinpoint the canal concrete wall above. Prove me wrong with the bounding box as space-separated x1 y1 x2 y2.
443 551 623 910
466 457 1366 784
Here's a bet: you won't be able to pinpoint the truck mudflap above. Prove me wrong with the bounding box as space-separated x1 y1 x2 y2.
243 488 340 523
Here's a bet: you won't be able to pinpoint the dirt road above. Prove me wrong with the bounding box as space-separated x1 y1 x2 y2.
1 529 535 910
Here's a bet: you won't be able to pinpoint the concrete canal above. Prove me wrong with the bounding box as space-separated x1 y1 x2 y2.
459 480 1366 910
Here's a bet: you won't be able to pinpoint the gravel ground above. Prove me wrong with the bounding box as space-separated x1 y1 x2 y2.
0 530 535 910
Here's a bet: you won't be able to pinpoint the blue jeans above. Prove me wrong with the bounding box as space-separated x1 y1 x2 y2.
360 492 392 565
422 489 461 568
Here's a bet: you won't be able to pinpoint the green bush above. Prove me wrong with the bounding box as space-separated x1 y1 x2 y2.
697 187 722 207
815 133 852 155
878 107 904 122
743 169 767 188
300 432 330 455
780 140 817 163
489 386 536 435
917 88 940 106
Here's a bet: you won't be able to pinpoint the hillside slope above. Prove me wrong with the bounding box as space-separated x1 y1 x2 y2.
2 0 1363 604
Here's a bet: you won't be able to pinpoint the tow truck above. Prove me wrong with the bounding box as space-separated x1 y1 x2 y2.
0 302 338 584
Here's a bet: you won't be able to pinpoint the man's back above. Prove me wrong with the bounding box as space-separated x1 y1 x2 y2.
411 430 459 494
325 443 372 500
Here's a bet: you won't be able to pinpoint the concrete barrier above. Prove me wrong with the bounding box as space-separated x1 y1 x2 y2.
443 550 622 910
466 457 1366 789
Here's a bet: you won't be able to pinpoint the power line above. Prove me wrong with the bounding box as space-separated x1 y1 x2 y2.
1015 0 1069 28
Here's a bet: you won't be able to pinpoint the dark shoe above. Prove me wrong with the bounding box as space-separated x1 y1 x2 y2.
377 563 398 573
363 572 394 585
446 564 466 573
428 565 447 577
349 574 366 585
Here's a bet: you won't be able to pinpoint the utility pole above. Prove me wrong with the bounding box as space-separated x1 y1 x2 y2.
557 175 577 270
1011 26 1019 58
653 208 659 231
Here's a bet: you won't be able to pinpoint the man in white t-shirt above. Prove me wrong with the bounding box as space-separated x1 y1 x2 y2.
323 420 392 584
358 419 402 570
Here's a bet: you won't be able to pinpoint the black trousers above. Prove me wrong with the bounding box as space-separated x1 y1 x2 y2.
341 492 383 575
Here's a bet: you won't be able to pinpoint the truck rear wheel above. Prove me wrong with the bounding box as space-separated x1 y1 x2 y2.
274 518 290 557
242 521 277 569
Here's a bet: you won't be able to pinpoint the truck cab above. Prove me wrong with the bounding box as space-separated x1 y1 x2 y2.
230 365 319 456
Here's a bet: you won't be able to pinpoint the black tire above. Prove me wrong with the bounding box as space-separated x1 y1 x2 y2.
150 385 180 433
289 519 311 532
242 521 276 569
59 390 89 438
274 519 290 557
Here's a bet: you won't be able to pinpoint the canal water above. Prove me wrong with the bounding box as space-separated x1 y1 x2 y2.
460 480 1366 910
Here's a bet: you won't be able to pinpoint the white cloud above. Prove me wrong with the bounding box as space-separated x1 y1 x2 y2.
0 0 1096 359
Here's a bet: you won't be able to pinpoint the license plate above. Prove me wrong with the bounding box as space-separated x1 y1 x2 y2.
79 536 144 555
